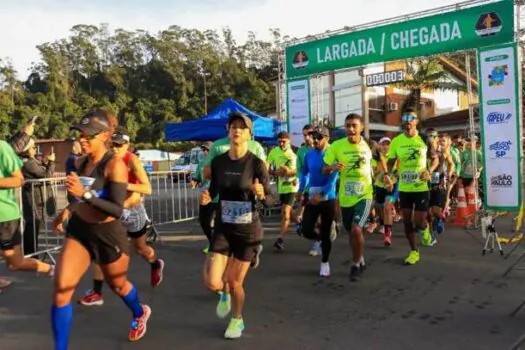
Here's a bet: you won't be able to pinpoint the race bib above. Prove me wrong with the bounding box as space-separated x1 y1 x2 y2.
401 171 419 183
431 172 440 184
221 201 252 224
309 187 328 201
344 182 364 197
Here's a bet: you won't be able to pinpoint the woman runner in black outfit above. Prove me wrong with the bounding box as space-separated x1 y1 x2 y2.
51 109 150 350
201 113 274 339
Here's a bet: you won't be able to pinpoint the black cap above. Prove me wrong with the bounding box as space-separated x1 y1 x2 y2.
72 110 111 136
228 112 253 133
112 126 131 145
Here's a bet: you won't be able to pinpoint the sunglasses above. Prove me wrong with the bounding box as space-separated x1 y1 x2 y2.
309 132 325 141
112 143 125 148
429 133 439 138
401 114 416 122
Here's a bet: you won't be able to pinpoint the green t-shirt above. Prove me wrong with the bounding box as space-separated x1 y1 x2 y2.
0 140 23 222
388 132 429 192
461 149 483 178
203 137 266 167
450 147 462 175
296 145 313 193
323 138 373 207
267 147 298 194
203 137 267 202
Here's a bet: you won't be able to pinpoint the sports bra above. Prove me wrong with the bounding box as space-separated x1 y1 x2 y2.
122 151 139 184
77 152 113 196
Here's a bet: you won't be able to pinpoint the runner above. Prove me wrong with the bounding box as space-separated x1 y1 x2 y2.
445 135 463 216
298 126 338 277
201 112 267 268
426 130 454 244
384 109 438 265
372 137 398 246
192 142 213 253
296 124 319 255
323 113 375 281
268 131 298 251
0 139 55 278
78 127 164 306
52 110 150 349
201 113 274 339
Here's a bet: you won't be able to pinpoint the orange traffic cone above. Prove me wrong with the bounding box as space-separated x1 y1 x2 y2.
455 183 468 227
465 182 479 216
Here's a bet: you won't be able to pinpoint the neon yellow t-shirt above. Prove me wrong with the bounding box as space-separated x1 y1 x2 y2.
267 147 298 194
388 132 429 192
323 137 373 207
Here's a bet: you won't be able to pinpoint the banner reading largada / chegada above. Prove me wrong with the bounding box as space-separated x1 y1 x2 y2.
478 43 522 211
287 79 311 148
285 0 514 79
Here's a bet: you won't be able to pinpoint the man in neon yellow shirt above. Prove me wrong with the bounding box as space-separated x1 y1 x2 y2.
384 108 438 265
268 131 298 251
323 113 374 282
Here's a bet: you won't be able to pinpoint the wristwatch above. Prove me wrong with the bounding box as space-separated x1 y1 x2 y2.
82 191 94 201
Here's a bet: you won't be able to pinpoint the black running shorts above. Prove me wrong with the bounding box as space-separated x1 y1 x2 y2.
66 215 130 265
0 219 21 251
399 191 430 212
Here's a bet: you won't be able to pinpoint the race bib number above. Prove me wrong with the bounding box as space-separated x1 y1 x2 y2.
431 172 440 185
344 182 364 197
401 171 419 183
221 201 252 224
464 164 473 175
309 187 328 201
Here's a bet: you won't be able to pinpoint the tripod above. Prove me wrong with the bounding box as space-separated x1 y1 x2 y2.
480 212 504 256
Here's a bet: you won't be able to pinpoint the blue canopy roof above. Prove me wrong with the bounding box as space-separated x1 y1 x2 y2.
164 99 282 141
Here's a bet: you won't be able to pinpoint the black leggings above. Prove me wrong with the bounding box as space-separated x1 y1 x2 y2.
199 204 215 244
301 200 336 263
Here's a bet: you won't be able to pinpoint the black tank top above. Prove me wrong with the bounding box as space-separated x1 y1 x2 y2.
77 152 113 194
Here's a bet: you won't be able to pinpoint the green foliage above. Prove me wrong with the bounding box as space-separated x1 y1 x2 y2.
1 25 282 149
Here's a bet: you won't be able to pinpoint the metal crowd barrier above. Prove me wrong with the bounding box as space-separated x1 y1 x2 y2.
18 171 199 261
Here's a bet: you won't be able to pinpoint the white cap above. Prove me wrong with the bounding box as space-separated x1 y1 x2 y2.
379 137 391 144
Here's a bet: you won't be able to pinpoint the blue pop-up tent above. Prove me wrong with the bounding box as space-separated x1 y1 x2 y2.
164 99 282 141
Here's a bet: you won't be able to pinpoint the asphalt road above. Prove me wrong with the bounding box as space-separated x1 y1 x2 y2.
3 216 525 350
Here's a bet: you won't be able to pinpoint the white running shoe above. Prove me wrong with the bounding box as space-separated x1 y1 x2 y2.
319 262 331 277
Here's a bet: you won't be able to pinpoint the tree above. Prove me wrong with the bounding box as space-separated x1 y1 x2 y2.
395 58 467 118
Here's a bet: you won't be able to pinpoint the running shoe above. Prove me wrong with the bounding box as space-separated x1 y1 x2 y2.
250 244 263 269
216 292 231 319
202 246 210 254
383 235 392 246
420 227 432 247
224 317 245 339
151 259 165 287
309 241 321 256
378 225 385 235
128 305 151 342
274 238 285 251
436 218 445 234
404 250 420 265
78 289 104 306
319 262 330 277
349 264 362 282
0 277 12 289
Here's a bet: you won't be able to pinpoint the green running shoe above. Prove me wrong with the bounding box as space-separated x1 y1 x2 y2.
216 292 231 319
224 317 245 339
404 250 420 265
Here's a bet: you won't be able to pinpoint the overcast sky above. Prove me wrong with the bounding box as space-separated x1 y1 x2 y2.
0 0 462 78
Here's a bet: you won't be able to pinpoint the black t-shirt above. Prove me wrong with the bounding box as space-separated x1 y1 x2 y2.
209 150 274 231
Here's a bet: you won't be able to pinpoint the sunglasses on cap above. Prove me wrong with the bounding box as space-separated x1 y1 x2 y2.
401 114 416 122
309 132 324 141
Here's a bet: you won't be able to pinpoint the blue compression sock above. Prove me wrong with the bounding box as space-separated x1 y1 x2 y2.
51 304 73 350
121 285 143 318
